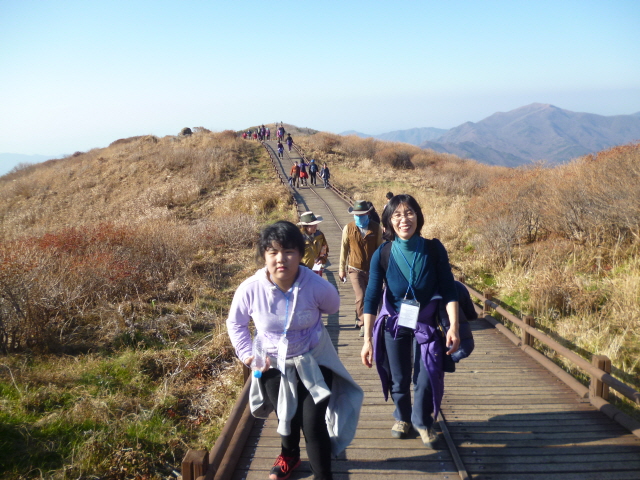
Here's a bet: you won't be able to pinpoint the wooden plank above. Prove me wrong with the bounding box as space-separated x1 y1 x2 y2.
469 473 640 480
233 471 454 480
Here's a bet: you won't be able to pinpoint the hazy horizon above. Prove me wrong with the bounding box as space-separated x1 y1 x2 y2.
1 0 638 167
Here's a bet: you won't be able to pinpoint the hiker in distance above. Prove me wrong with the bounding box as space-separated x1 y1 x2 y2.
339 200 383 337
290 161 300 188
319 162 330 188
298 211 329 277
309 159 319 186
382 191 394 214
361 194 460 448
226 221 363 480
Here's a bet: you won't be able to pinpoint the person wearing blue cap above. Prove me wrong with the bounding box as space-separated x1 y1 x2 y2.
339 200 383 337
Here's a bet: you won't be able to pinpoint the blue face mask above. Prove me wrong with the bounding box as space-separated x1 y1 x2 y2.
354 215 370 228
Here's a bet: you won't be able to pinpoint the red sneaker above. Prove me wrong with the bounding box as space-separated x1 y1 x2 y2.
269 454 301 480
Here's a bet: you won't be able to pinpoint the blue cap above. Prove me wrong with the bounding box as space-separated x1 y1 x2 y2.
253 370 262 378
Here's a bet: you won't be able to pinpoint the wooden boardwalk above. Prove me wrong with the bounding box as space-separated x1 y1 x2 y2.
231 141 640 480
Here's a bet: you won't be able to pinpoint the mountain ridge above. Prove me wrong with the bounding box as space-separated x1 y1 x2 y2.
342 103 640 166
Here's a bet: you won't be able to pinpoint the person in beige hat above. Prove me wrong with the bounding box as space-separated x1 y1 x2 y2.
297 211 329 276
339 200 383 336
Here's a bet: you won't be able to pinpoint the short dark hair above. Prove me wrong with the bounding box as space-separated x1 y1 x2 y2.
381 194 425 241
256 221 305 264
386 191 394 200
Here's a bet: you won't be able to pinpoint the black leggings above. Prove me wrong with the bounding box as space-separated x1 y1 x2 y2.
261 366 334 480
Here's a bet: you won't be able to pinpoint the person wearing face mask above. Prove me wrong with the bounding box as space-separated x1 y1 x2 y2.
339 200 383 337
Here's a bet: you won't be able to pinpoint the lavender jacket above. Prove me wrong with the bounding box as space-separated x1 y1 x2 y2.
226 265 341 366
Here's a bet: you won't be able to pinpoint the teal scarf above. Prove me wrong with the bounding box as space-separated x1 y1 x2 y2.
391 235 426 297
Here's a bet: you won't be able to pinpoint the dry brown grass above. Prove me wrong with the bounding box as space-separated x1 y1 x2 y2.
296 132 640 384
0 130 299 477
0 130 295 354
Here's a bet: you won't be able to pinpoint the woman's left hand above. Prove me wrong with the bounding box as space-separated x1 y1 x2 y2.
446 329 460 355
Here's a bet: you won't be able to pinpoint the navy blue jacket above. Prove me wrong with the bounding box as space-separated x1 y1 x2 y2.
364 238 458 315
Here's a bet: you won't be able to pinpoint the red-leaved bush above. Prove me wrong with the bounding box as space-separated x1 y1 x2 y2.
0 219 255 352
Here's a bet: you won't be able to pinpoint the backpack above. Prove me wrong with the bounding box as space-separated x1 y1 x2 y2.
379 239 474 369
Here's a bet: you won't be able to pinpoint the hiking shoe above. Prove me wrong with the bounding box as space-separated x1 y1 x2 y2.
269 454 301 480
391 420 411 439
414 425 438 448
359 326 365 337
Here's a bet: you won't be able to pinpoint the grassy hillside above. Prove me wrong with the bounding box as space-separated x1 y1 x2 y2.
0 130 296 478
1 128 638 478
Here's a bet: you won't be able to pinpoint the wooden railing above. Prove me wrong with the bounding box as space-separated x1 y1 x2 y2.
182 368 253 480
463 282 640 438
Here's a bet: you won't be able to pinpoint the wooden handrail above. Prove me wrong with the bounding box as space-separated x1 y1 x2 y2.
465 284 640 405
182 368 253 480
463 283 640 437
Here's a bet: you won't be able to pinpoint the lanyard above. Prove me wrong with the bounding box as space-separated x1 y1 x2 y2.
393 242 418 300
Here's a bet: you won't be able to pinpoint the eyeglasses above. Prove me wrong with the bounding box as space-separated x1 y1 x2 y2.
391 210 416 221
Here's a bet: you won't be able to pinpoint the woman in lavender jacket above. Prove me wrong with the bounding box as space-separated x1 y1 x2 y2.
227 221 362 480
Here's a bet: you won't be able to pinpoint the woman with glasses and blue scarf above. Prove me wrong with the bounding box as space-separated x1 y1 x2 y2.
360 194 460 448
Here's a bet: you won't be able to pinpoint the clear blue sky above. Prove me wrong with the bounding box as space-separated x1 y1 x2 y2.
1 0 639 163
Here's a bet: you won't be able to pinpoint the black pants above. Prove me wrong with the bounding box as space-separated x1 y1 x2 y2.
261 366 334 480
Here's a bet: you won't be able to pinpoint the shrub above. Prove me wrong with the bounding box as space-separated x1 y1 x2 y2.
0 223 206 352
374 146 414 169
544 144 640 246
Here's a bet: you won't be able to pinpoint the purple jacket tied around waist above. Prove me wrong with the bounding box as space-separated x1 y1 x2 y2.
373 290 445 421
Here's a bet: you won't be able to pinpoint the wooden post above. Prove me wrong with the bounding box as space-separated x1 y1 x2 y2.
590 355 611 400
522 315 535 347
483 291 493 316
182 449 208 480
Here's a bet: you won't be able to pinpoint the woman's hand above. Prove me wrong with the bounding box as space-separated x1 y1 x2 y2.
445 329 460 355
361 339 373 368
243 355 271 372
445 300 461 355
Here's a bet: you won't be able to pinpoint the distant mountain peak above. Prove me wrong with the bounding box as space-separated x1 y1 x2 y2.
421 104 640 166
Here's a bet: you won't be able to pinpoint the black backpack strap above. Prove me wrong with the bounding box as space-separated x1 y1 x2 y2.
379 241 392 272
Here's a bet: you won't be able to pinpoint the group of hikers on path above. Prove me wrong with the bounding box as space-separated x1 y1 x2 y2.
241 122 289 142
226 187 477 480
239 123 332 191
289 159 330 189
277 133 293 159
243 124 271 141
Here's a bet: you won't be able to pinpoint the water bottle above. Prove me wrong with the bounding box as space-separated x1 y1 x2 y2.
250 335 266 378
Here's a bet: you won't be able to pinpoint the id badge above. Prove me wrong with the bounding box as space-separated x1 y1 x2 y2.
397 299 420 330
277 336 289 373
